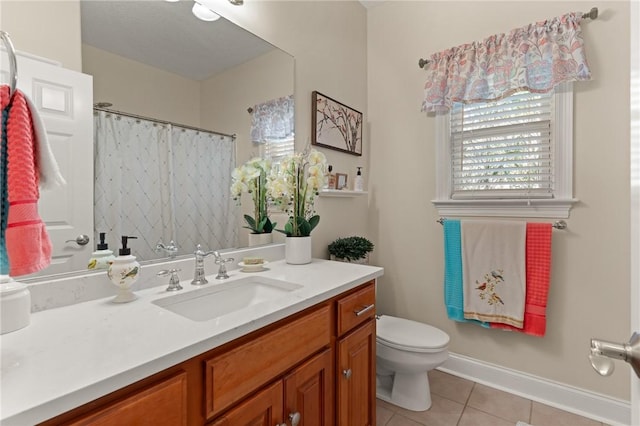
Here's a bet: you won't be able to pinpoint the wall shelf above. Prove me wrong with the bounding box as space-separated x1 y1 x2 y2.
319 189 368 198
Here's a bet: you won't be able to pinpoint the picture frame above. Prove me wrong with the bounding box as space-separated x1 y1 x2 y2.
311 91 363 156
336 173 348 190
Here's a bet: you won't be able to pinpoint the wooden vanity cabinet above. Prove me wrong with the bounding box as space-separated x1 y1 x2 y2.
39 280 376 426
210 349 333 426
335 282 377 426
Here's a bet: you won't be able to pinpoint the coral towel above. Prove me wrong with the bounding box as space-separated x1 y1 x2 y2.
1 86 52 276
462 220 526 328
492 223 552 336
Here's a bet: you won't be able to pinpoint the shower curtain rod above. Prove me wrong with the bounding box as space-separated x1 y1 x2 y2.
93 105 237 140
418 7 598 69
437 218 567 230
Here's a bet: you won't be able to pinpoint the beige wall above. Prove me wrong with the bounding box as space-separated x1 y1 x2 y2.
200 48 295 247
83 44 202 128
368 1 631 400
0 0 82 71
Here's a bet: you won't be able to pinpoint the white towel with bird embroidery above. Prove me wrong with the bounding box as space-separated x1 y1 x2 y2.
461 220 526 328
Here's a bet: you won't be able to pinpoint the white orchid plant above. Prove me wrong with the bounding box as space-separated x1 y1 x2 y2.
266 148 328 237
231 157 275 234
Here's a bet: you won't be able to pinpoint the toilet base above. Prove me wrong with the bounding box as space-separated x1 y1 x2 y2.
376 371 432 411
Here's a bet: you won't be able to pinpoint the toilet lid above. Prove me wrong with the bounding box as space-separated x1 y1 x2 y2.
377 315 449 352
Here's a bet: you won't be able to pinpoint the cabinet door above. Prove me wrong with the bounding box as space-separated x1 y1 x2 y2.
283 349 333 426
337 320 375 426
210 381 283 426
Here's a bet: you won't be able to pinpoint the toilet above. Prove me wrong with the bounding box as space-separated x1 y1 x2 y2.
376 315 450 411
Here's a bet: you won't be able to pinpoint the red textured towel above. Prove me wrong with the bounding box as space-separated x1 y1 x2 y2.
492 223 552 336
5 88 52 276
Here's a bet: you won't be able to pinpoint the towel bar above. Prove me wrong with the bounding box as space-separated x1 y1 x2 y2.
437 218 567 230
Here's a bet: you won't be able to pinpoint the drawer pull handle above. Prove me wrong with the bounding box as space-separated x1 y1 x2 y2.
354 303 375 316
289 411 301 426
343 368 352 379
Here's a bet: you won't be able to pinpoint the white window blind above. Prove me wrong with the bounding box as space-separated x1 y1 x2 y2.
263 136 295 164
450 91 553 199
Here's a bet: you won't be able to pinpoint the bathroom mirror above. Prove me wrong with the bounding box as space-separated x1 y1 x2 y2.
29 0 294 280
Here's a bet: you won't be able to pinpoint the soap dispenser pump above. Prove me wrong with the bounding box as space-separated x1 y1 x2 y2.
107 236 140 303
88 232 116 270
354 167 364 191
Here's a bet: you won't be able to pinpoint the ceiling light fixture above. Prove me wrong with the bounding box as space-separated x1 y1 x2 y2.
228 0 244 5
192 2 220 21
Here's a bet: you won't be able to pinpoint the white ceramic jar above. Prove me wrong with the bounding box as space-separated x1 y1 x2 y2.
0 276 31 334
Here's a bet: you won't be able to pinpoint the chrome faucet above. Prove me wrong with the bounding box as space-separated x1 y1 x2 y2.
213 251 234 280
155 239 179 259
191 244 215 285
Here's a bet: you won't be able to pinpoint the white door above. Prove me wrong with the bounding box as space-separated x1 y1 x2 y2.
1 51 94 277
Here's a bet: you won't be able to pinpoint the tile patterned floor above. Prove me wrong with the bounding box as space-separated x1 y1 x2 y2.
376 370 607 426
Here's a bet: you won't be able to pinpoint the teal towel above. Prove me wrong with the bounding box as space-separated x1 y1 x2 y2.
0 107 8 274
443 219 488 327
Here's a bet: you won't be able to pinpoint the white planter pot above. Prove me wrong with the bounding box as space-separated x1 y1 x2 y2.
329 254 369 264
285 236 312 265
248 232 273 247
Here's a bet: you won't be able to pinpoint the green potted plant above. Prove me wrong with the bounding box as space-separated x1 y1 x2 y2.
231 157 276 246
328 236 374 264
267 148 328 264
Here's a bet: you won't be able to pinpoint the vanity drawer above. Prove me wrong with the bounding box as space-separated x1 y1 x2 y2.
337 281 376 336
204 305 331 419
66 372 187 426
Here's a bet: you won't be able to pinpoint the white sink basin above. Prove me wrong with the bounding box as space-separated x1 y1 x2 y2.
152 276 303 321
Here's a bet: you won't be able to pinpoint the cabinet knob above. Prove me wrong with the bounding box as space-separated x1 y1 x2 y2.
288 411 301 426
342 368 352 379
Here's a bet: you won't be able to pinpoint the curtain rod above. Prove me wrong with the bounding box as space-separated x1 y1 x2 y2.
418 7 598 69
436 218 568 230
93 105 237 140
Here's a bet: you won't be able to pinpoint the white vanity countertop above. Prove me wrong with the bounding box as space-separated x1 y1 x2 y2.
0 259 383 425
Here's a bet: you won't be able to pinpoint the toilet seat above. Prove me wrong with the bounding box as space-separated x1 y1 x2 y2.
377 315 449 353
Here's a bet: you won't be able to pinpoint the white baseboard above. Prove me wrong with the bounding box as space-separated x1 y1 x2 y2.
438 352 631 426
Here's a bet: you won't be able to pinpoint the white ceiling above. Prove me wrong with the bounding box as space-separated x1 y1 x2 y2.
80 0 276 81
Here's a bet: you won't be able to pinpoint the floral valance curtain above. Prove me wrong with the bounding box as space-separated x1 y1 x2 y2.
250 95 294 143
421 12 592 113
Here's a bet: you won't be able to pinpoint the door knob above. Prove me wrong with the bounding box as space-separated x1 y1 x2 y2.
65 234 90 246
288 412 301 426
589 332 640 378
342 368 352 379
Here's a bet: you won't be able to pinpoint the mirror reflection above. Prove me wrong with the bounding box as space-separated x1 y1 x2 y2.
33 0 294 278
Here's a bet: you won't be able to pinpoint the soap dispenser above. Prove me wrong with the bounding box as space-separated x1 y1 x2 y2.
354 167 364 191
326 165 336 189
88 232 116 270
107 236 140 303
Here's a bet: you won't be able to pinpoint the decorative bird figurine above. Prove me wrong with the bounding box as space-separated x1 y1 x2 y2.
87 259 97 270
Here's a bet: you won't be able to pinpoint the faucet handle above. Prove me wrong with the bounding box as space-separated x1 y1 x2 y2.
195 244 214 259
157 268 182 291
155 239 179 258
213 251 234 264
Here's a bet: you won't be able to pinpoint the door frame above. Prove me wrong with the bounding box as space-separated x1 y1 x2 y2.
630 1 639 424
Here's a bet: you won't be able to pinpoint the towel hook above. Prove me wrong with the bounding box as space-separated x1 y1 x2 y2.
0 30 18 100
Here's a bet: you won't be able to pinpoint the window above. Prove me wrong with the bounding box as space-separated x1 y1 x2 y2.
433 83 576 218
262 135 295 164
